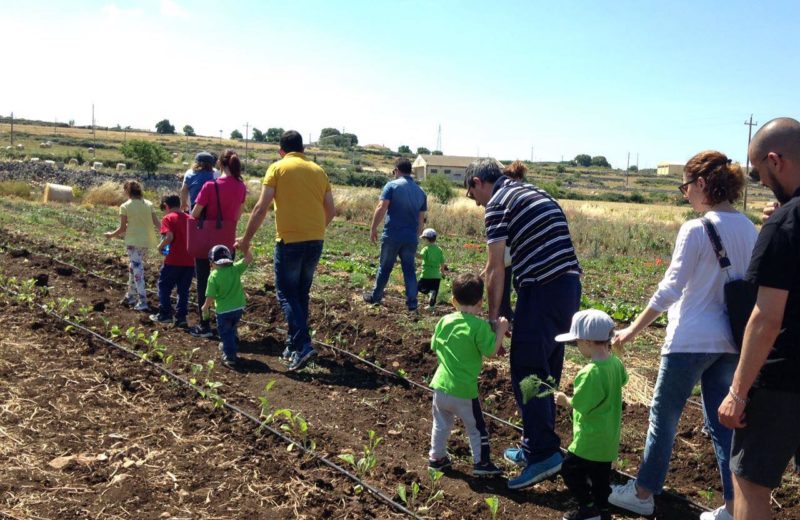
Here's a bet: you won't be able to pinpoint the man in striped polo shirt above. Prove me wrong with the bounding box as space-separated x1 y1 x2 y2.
466 158 582 490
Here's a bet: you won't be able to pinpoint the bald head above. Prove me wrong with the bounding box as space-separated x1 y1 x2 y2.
751 117 800 162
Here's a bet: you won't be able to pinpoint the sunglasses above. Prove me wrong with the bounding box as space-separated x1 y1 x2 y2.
465 178 476 200
678 177 697 195
749 153 782 182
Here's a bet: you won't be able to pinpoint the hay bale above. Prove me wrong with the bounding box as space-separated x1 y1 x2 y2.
92 161 103 170
68 158 79 166
44 160 56 166
16 144 23 150
43 183 74 203
30 157 40 162
115 163 126 171
87 147 95 153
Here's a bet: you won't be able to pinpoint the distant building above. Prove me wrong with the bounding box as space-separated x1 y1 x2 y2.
412 154 504 183
657 162 685 176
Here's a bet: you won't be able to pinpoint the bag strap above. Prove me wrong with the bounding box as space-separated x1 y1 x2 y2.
213 180 223 230
700 217 733 279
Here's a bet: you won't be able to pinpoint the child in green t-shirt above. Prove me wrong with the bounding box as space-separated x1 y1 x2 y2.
428 273 508 476
417 228 447 310
553 309 628 520
201 245 253 370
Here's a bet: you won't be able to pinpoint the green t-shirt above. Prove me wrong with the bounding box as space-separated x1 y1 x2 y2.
205 259 248 314
420 244 444 280
430 312 496 399
568 354 628 462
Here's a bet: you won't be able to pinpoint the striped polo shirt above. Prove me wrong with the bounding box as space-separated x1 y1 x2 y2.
485 177 580 285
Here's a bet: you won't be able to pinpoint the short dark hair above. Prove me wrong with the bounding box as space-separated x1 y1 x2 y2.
464 158 503 189
280 130 304 153
395 157 412 174
452 273 484 306
124 180 143 198
160 194 180 210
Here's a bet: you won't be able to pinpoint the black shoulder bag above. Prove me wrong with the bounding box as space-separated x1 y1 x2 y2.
701 217 757 350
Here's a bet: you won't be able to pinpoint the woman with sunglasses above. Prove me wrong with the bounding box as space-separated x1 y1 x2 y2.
608 151 757 520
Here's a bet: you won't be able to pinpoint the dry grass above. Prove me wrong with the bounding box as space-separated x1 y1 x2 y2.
0 181 32 200
83 181 127 206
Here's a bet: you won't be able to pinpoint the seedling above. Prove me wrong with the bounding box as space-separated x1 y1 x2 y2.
257 380 278 426
397 481 420 510
698 488 715 501
271 408 315 451
358 349 368 359
423 468 445 511
519 374 558 404
109 324 122 339
337 430 382 482
485 495 499 520
397 368 408 379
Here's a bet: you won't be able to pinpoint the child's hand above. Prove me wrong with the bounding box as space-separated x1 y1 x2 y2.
496 316 509 336
612 326 636 350
555 392 570 408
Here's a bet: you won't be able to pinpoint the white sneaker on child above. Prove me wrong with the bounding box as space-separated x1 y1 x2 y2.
608 479 654 516
700 506 733 520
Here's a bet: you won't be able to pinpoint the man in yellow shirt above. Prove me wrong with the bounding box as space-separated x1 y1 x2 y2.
237 130 336 371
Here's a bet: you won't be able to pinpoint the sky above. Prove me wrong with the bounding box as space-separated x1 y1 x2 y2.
1 0 799 168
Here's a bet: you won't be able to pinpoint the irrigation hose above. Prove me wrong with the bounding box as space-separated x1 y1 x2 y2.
0 281 424 520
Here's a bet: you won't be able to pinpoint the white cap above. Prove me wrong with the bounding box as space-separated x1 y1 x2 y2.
420 228 437 239
555 309 615 343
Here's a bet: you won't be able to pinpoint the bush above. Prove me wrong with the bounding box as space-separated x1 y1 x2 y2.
120 140 169 173
423 174 455 204
555 164 566 174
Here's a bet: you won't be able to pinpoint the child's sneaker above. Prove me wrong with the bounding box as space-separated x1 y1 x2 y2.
473 461 503 476
427 456 452 471
608 479 654 516
189 324 214 338
288 345 317 371
133 302 150 312
149 313 172 324
562 506 602 520
221 355 240 370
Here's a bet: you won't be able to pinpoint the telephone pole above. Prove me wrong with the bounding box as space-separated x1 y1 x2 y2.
244 122 249 173
625 152 630 187
9 112 13 146
91 104 96 158
744 114 758 211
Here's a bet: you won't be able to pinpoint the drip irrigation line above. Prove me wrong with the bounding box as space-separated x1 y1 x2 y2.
1 241 711 513
0 281 424 520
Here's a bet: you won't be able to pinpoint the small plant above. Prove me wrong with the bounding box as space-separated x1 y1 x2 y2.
358 349 368 359
397 481 420 511
257 380 278 424
698 488 715 501
423 468 445 511
271 409 315 451
519 374 558 404
616 457 629 470
109 324 122 338
338 429 382 488
397 368 408 379
485 495 499 520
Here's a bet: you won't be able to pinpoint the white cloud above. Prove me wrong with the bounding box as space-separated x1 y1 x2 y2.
160 0 189 19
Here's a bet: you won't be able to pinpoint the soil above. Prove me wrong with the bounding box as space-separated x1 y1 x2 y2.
1 226 798 519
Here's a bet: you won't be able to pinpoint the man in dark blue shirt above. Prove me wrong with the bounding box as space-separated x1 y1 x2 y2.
466 158 581 490
364 158 427 311
719 117 800 519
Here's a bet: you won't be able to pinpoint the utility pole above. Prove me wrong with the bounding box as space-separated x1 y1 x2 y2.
244 122 249 173
530 146 534 162
744 114 758 211
219 130 222 145
436 124 442 152
626 152 630 187
92 104 96 158
636 152 639 171
9 112 13 146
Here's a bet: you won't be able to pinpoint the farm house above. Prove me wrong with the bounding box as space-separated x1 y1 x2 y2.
412 154 504 183
656 162 685 176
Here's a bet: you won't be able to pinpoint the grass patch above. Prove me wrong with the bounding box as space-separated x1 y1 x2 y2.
0 181 32 200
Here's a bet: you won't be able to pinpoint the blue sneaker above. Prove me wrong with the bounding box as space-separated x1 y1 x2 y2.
503 447 527 468
288 345 317 371
507 451 562 490
281 346 293 360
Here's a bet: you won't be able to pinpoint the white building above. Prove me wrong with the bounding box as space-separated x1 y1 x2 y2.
412 154 504 183
657 162 685 176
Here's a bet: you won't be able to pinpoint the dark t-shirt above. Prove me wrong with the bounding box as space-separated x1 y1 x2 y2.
745 189 800 392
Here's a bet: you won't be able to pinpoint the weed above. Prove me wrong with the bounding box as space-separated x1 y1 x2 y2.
397 368 408 379
698 488 715 501
397 481 420 511
257 380 278 424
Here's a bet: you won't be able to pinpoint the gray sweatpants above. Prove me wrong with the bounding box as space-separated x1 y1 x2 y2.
429 389 491 465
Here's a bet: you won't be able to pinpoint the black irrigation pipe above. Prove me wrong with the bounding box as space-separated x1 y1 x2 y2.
0 281 424 520
1 240 712 513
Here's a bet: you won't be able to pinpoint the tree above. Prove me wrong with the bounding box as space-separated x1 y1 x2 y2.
183 125 195 137
120 140 169 173
251 128 265 142
320 127 341 140
432 150 443 155
591 155 611 168
628 164 638 172
266 127 284 143
423 174 455 204
341 133 358 146
417 147 431 154
155 119 176 134
574 154 591 167
398 145 412 154
230 129 243 140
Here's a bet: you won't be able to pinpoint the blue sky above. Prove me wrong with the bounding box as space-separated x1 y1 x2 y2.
2 0 798 168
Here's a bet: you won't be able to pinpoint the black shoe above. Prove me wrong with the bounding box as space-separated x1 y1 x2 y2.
473 461 504 476
428 456 452 471
221 356 240 370
189 325 213 338
362 293 378 305
174 320 189 329
562 506 602 520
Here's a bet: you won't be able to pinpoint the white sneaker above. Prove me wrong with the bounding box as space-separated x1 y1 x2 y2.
608 479 654 516
700 506 733 520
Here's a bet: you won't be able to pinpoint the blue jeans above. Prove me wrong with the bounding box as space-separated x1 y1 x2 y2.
510 273 581 463
274 240 324 353
157 265 194 322
370 238 418 309
217 309 243 360
636 352 738 501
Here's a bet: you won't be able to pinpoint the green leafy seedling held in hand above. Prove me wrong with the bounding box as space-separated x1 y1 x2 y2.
519 374 558 404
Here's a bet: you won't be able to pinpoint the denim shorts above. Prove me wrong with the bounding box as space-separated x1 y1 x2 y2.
730 387 800 489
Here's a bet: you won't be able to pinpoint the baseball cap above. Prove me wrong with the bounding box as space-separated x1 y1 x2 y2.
208 244 234 266
554 309 615 343
420 228 437 239
195 151 215 164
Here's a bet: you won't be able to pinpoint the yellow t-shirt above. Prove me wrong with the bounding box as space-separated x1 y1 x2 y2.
263 152 331 243
120 198 158 248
